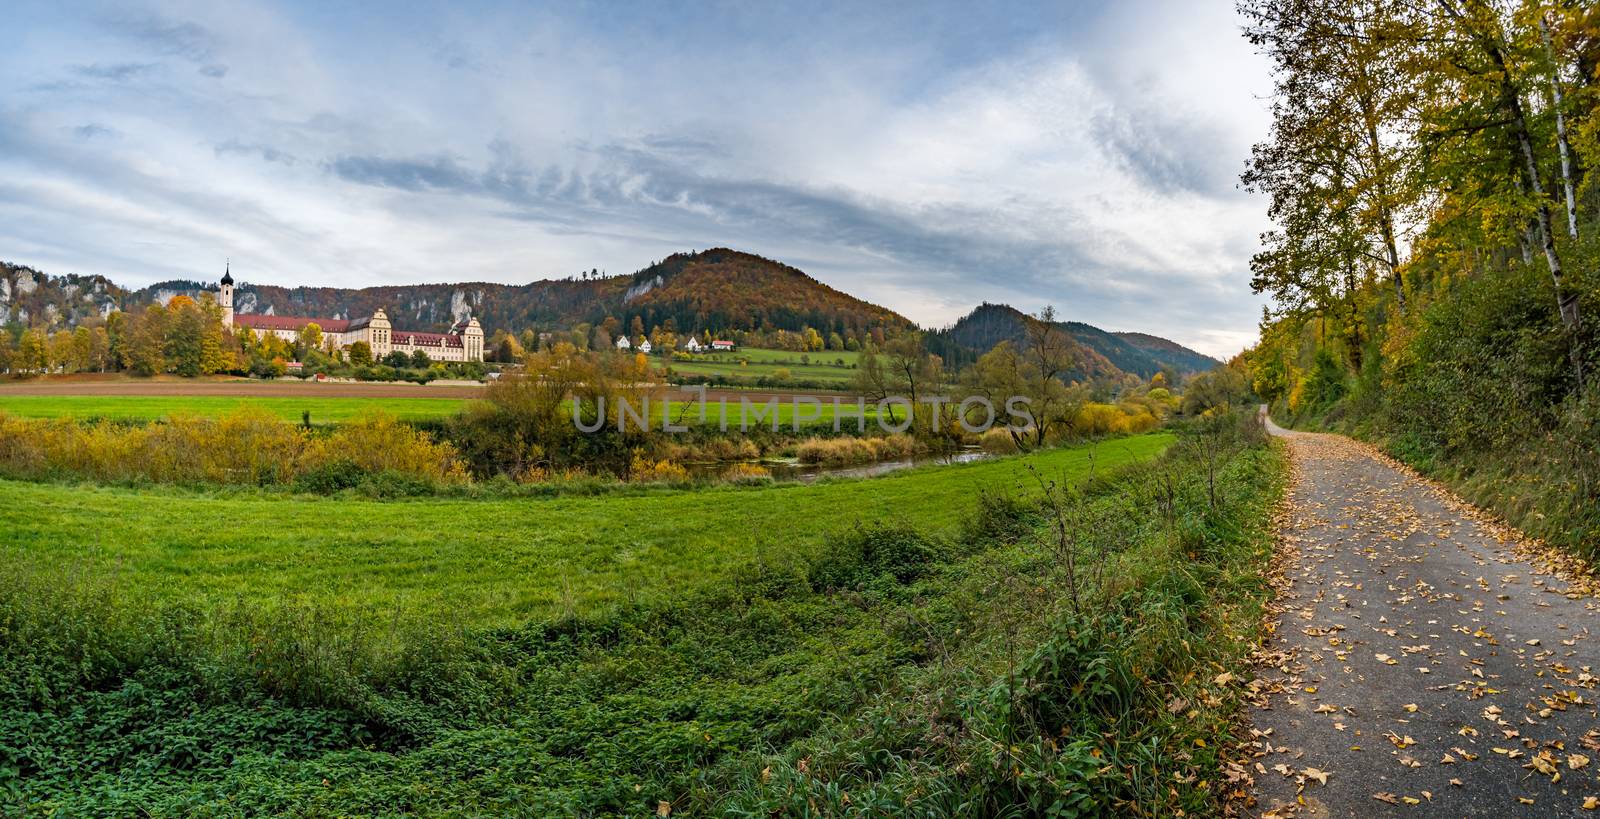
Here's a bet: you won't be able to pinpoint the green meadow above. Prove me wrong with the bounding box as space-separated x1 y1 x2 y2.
668 346 861 385
0 392 889 428
0 432 1173 625
0 394 470 423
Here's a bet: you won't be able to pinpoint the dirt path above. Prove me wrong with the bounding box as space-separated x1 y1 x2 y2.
1250 419 1600 817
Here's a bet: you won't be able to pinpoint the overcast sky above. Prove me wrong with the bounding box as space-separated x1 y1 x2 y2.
3 0 1273 358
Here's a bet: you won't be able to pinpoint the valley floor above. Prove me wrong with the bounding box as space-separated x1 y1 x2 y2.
0 433 1173 625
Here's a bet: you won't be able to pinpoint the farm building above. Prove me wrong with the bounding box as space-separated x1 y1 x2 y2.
218 267 484 362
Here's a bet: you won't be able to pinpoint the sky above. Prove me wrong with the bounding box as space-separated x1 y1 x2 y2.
2 0 1275 358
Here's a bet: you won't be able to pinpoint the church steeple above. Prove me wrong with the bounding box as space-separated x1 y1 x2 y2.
219 260 235 327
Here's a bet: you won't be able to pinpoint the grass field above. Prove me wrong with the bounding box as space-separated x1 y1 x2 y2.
0 432 1173 626
668 346 860 384
0 392 897 428
0 394 471 423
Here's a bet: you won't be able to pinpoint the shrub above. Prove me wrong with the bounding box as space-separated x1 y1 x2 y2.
724 462 773 484
1073 403 1129 437
628 454 689 483
809 522 943 590
291 459 367 494
978 427 1021 453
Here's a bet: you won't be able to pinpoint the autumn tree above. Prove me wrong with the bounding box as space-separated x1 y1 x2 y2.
127 304 168 376
297 322 324 356
16 329 46 374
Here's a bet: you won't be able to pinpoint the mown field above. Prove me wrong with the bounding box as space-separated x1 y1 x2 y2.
0 391 888 427
0 432 1172 626
0 394 471 423
668 346 861 385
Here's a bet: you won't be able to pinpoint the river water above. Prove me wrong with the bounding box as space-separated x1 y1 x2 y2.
688 446 993 482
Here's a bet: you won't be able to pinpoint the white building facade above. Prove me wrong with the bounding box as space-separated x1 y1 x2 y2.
218 268 484 362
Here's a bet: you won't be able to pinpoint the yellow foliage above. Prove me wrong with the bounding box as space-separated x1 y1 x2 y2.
723 462 772 483
794 434 916 466
1073 403 1129 436
0 408 467 486
978 427 1020 453
629 454 689 483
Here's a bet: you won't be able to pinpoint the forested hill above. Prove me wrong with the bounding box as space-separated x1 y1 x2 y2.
7 252 1213 380
942 302 1220 379
616 249 912 338
9 248 913 338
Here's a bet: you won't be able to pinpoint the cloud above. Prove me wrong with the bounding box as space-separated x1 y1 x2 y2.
1 0 1272 358
107 13 217 62
328 154 478 193
72 123 118 139
72 62 157 81
215 139 294 164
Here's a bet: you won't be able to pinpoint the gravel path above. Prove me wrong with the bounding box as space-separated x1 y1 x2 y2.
1249 418 1600 817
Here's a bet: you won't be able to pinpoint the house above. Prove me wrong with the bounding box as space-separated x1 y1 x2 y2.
711 340 736 352
218 266 484 362
684 336 702 352
615 335 632 350
638 338 653 353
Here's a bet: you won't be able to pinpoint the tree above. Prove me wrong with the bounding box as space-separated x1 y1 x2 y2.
383 350 411 368
167 300 206 377
852 332 945 431
1240 0 1422 316
17 329 46 374
105 311 128 370
297 322 323 356
411 349 431 369
349 341 373 366
1014 307 1085 446
127 305 167 376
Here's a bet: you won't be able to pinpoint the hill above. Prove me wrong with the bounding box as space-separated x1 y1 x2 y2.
943 303 1218 380
1 262 132 328
619 249 910 338
5 254 1212 381
115 249 912 339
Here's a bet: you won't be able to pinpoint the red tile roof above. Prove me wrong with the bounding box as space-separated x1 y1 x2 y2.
234 314 352 333
393 331 463 348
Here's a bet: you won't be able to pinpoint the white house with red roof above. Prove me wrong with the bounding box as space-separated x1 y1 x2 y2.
218 267 484 362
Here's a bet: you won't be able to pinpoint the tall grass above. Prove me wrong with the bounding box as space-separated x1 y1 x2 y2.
0 408 467 487
794 433 918 465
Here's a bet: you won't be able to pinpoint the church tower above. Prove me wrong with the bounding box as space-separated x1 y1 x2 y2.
219 261 235 327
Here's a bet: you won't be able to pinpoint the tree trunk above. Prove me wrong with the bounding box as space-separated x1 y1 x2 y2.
1541 16 1580 242
1513 175 1537 265
1483 27 1584 386
1358 90 1406 312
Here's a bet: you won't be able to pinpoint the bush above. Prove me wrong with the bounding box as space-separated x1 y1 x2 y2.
809 522 943 590
1073 403 1129 436
291 459 367 494
628 454 690 483
978 427 1020 453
